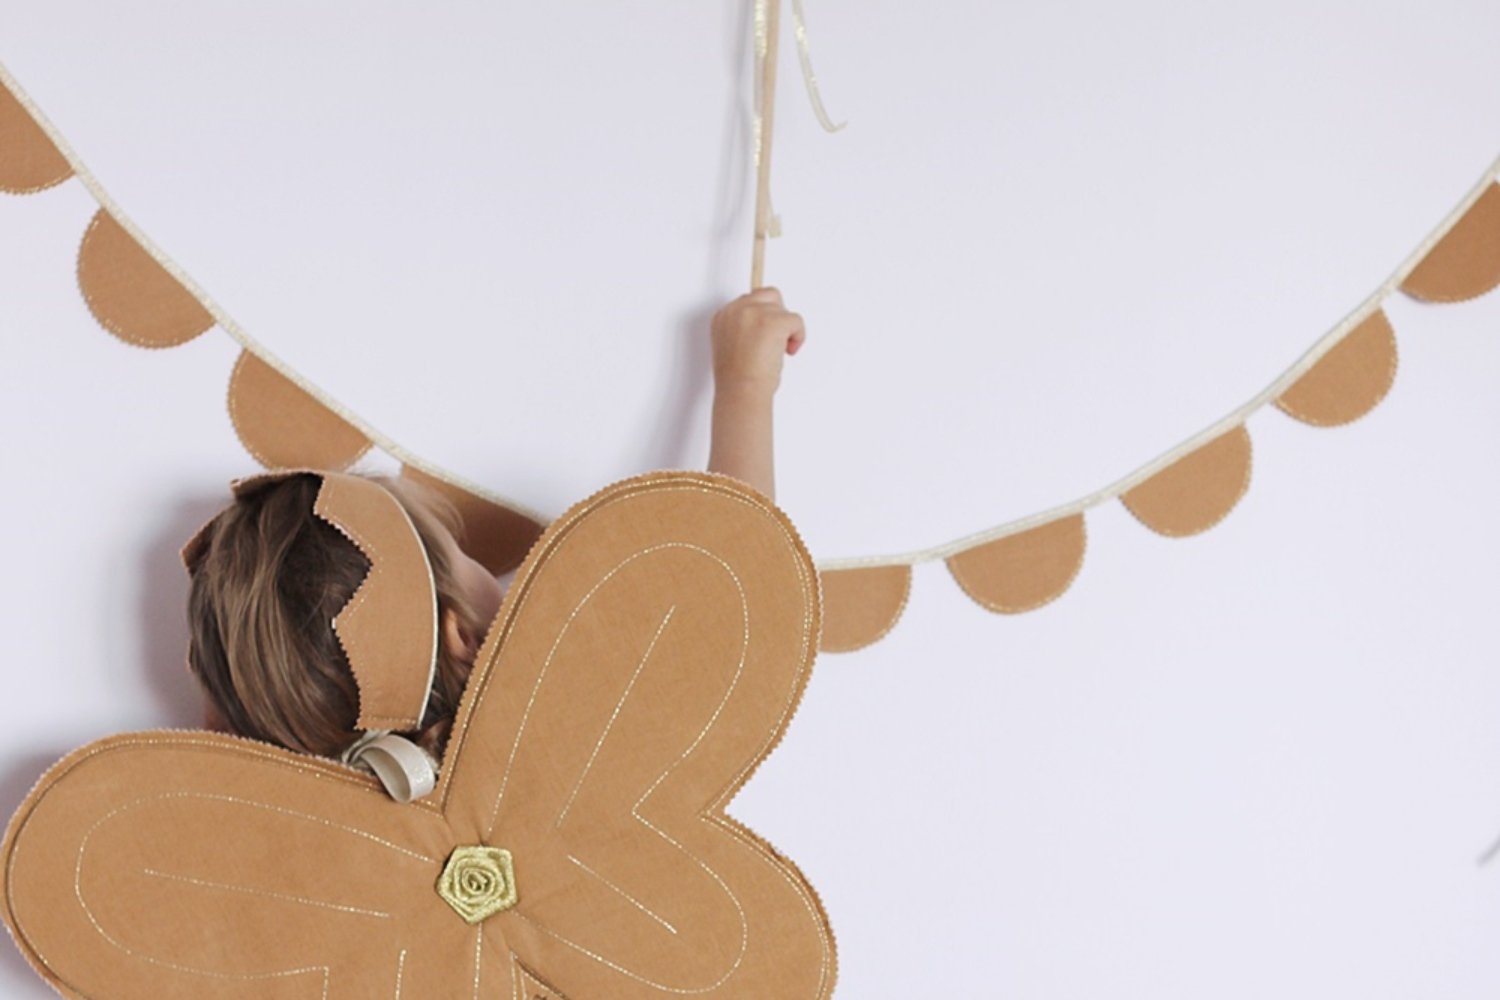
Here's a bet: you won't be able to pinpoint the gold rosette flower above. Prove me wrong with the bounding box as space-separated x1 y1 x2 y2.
437 846 518 924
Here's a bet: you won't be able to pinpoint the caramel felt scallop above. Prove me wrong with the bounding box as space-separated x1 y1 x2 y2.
1275 310 1397 426
946 513 1085 613
400 465 547 577
0 83 72 193
1120 425 1252 537
817 565 910 652
228 350 373 470
1400 183 1500 303
78 209 214 348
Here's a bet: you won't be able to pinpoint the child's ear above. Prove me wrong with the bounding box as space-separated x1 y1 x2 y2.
441 606 478 662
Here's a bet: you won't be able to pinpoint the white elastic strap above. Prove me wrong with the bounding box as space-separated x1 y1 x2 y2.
341 731 436 803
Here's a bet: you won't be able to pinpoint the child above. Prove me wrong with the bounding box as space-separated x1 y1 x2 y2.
184 287 807 769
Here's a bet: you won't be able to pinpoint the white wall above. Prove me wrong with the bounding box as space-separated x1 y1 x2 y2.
2 1 1498 995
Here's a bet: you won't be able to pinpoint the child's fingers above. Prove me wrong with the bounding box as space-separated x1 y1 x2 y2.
747 286 783 305
785 317 806 354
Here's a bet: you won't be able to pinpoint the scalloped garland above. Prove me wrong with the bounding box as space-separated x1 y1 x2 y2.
1 54 1497 655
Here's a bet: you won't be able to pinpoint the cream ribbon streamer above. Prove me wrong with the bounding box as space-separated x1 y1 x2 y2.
754 0 848 239
340 730 437 803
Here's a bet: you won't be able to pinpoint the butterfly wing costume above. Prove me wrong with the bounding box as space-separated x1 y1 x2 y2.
1 469 836 999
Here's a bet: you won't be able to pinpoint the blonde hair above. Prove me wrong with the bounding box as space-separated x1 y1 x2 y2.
183 472 486 763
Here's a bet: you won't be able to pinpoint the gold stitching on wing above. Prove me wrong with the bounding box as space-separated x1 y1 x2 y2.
621 545 753 992
486 542 743 835
146 791 436 862
711 524 834 995
567 854 678 935
64 789 435 996
483 549 680 833
394 948 407 999
636 495 833 993
76 836 330 997
448 479 830 993
518 906 738 997
471 926 483 999
446 481 758 809
554 606 677 829
684 492 831 993
140 868 392 919
5 730 449 821
497 541 754 993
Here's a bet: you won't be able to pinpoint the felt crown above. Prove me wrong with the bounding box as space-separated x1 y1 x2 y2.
181 469 442 799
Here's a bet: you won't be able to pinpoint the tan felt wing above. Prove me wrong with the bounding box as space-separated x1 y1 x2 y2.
1 470 834 1000
2 735 460 999
438 470 834 998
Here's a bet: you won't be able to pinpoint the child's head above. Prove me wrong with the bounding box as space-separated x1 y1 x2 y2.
182 472 505 763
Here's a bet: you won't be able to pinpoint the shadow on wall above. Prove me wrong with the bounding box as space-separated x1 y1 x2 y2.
625 300 720 476
0 489 230 827
624 0 759 478
136 491 239 730
1480 830 1500 868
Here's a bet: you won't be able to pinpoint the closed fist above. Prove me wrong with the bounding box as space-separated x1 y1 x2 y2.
710 287 806 395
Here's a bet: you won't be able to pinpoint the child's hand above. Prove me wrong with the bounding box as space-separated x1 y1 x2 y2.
704 287 803 501
710 287 806 396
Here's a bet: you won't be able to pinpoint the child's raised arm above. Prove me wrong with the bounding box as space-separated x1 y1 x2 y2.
706 287 806 502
